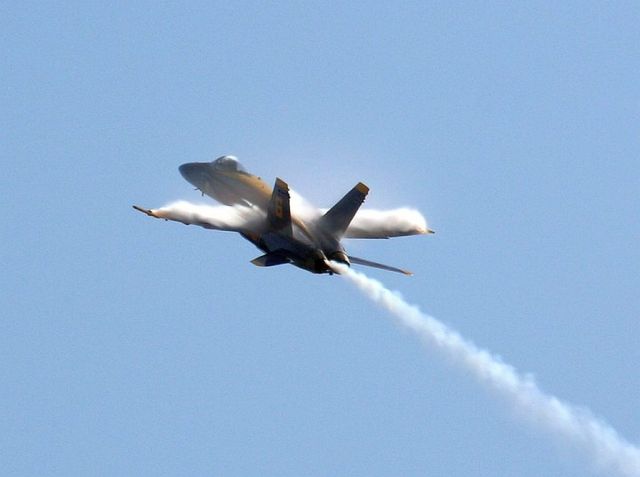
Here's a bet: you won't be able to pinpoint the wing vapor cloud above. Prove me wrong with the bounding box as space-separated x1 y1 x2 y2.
151 201 265 231
149 199 431 239
343 208 431 238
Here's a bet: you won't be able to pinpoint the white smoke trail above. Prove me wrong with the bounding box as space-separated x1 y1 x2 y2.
336 264 640 477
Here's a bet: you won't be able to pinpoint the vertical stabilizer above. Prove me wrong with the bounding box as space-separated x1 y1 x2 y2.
320 182 369 238
267 178 292 236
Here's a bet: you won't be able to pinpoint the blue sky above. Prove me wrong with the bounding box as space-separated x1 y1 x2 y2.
3 2 639 476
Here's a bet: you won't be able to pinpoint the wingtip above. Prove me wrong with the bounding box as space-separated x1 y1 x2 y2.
132 205 155 217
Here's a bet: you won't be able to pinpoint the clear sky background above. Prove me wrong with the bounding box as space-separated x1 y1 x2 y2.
3 2 639 476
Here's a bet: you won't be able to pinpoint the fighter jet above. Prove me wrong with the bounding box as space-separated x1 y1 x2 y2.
133 155 432 275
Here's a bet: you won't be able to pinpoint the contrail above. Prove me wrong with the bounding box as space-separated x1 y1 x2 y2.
336 264 640 477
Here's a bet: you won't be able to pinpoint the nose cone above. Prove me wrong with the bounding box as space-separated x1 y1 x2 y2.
179 162 210 188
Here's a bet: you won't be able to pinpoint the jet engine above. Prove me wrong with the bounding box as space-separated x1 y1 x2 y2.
326 250 351 266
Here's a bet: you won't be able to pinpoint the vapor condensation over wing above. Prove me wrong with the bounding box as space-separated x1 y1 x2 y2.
151 201 265 232
289 189 321 218
151 198 430 241
343 208 429 238
289 200 430 238
336 264 640 477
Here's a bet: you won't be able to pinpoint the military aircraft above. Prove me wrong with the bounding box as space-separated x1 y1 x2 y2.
133 155 432 275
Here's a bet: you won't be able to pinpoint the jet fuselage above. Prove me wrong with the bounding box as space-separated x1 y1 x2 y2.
180 156 346 274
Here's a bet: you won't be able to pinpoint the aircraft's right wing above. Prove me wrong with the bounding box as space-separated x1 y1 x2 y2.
133 201 264 232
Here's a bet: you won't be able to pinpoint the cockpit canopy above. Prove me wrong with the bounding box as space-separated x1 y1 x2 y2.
212 155 247 173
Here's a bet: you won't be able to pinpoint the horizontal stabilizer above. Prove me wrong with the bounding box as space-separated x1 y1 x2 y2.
348 255 413 275
251 252 290 267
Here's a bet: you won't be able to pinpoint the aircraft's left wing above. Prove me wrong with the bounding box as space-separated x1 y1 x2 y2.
343 208 433 238
133 201 264 232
